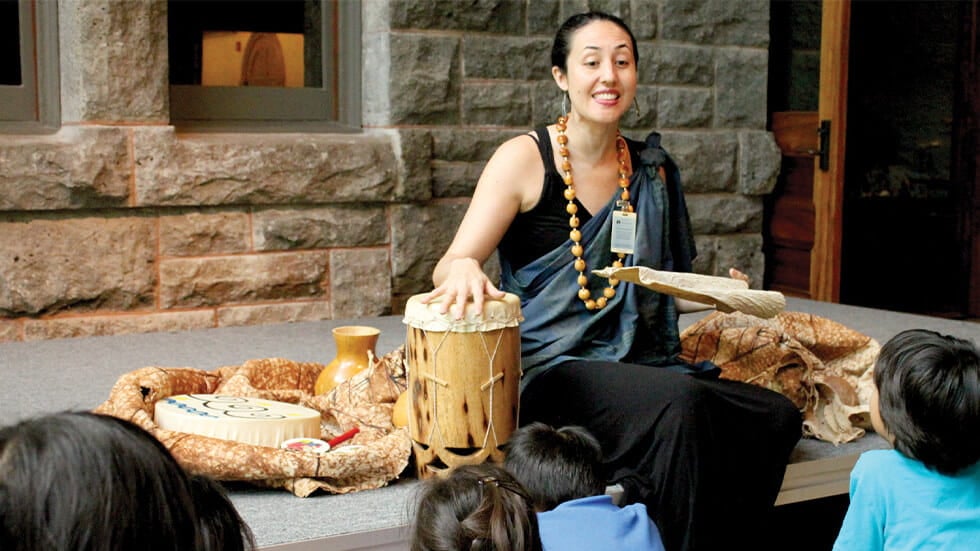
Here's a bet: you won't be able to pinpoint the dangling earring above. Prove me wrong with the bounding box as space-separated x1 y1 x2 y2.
633 97 641 118
561 92 569 116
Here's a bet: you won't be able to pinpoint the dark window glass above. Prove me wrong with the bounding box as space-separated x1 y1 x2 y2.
168 0 323 88
1 0 22 85
167 0 358 129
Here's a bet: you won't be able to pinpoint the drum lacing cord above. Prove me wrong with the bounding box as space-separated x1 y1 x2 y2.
420 325 506 450
480 373 503 391
422 373 449 387
421 327 452 445
475 327 505 449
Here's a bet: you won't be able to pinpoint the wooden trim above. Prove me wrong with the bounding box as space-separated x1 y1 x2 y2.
775 454 856 506
811 0 851 302
258 525 411 551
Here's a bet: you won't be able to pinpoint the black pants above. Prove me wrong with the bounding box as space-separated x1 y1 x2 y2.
520 360 802 551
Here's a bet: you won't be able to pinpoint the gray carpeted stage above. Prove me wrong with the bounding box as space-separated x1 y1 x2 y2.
2 298 977 550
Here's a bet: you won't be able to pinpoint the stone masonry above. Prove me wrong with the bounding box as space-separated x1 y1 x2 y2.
0 0 780 343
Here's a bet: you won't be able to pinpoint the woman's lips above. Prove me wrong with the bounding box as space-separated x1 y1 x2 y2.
593 91 621 106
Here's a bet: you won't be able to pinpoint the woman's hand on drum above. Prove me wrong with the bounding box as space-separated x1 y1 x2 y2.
422 257 506 319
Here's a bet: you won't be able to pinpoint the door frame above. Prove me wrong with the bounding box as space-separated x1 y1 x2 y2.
960 1 980 316
810 0 851 302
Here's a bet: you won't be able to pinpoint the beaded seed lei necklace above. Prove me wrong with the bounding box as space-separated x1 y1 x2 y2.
555 114 632 311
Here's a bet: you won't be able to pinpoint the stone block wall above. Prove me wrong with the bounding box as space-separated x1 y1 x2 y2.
0 0 780 343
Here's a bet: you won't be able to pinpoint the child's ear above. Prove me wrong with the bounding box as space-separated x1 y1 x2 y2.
869 387 895 444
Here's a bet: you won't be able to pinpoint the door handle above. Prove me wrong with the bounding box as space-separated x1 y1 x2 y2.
816 120 830 171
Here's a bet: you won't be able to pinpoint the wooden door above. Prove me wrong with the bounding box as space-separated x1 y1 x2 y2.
768 112 818 298
766 1 850 302
769 1 979 316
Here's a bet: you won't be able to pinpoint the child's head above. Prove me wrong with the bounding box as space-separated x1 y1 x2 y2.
873 329 980 475
0 411 203 551
411 463 541 551
503 422 605 511
189 474 256 551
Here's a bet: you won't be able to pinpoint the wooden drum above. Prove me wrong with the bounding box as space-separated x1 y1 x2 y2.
403 293 523 478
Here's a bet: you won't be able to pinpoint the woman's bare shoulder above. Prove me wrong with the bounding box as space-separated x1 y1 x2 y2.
481 131 547 209
490 130 544 163
480 131 544 181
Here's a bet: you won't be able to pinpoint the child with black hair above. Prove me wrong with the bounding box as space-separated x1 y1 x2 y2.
505 422 664 551
189 474 256 551
833 329 980 550
411 462 542 551
0 411 254 551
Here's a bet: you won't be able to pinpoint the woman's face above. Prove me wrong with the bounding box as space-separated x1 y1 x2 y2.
553 20 637 125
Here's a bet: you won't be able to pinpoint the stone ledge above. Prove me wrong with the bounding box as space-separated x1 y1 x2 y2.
216 301 332 328
23 310 215 341
0 127 132 211
133 128 399 207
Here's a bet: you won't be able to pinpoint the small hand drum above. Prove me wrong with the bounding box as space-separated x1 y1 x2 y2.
402 293 523 478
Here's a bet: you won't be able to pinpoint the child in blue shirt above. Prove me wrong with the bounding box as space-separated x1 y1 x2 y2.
833 329 980 550
504 422 665 551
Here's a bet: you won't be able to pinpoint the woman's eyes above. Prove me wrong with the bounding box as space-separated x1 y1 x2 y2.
582 59 632 68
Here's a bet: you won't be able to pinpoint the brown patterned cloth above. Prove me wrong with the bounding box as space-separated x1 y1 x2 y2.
679 311 879 444
94 349 412 497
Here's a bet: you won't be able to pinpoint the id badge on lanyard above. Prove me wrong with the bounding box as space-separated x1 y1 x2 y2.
611 201 636 255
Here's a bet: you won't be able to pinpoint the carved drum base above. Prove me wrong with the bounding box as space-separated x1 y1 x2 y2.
411 440 506 479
